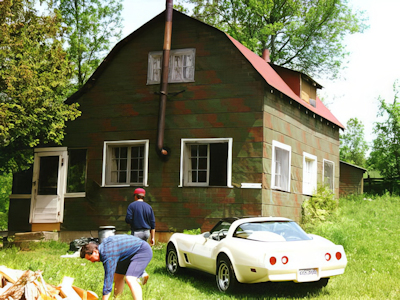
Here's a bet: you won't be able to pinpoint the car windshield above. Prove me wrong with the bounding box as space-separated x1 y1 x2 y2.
233 221 312 242
210 220 233 234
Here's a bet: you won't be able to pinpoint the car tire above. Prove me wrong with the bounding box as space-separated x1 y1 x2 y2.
216 255 238 293
166 243 181 275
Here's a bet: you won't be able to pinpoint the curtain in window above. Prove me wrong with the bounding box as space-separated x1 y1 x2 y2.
303 158 314 194
324 161 334 190
305 159 312 185
183 54 194 80
111 147 127 183
152 56 161 82
275 148 289 191
171 55 183 81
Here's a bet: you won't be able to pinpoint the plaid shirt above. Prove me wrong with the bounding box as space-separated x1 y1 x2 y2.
99 234 144 295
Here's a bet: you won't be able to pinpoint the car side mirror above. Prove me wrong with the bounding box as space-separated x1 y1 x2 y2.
203 232 210 238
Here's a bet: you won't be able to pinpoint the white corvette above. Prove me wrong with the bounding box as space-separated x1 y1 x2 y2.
165 217 347 292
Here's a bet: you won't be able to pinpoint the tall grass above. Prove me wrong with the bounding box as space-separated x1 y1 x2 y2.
1 194 400 299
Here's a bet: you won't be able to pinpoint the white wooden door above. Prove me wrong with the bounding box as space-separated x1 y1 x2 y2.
30 148 68 224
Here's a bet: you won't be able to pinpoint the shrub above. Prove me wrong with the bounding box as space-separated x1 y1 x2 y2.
183 228 201 235
302 185 338 225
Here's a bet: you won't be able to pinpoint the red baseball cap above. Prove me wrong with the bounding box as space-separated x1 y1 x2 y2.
134 188 146 196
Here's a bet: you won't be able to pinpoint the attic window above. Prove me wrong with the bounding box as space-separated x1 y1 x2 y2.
147 48 195 84
309 99 316 108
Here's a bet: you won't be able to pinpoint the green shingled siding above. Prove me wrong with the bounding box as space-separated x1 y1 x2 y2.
60 12 267 232
262 88 340 220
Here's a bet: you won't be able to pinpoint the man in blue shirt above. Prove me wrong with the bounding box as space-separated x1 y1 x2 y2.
80 234 152 300
125 188 156 246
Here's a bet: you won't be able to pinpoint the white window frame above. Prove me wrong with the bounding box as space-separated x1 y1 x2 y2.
147 48 196 84
179 138 233 188
271 140 291 192
303 152 317 195
102 140 149 187
323 159 335 191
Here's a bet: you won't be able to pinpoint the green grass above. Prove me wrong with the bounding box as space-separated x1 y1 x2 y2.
1 194 400 299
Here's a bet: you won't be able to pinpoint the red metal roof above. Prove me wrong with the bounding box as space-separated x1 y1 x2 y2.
225 34 344 129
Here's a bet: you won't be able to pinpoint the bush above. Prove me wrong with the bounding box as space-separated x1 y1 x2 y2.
183 228 201 235
302 185 338 225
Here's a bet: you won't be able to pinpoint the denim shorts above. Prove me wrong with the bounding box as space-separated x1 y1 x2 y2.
115 242 152 277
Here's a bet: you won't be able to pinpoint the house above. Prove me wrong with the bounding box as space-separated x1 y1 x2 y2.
8 9 344 241
339 161 366 196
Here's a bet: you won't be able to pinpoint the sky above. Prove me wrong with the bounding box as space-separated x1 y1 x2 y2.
119 0 400 145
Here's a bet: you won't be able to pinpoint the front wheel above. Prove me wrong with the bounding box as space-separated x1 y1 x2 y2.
216 256 238 293
166 243 181 275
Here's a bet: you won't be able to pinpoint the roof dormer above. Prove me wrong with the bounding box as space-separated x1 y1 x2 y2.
270 64 322 108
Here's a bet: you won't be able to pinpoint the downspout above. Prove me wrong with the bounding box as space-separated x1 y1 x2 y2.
157 0 173 158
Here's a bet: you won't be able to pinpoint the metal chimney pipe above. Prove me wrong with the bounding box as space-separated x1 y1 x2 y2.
262 49 271 63
157 0 173 157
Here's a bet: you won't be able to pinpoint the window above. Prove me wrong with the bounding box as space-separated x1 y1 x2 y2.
271 141 291 192
323 159 334 191
102 140 149 187
147 48 195 84
180 138 232 187
302 152 317 195
67 149 87 193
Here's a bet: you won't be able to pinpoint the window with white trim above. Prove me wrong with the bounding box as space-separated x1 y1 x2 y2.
303 152 317 195
102 140 149 187
147 48 195 84
323 159 334 191
180 138 232 187
271 141 291 192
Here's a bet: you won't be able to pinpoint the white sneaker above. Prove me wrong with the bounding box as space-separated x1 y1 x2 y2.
137 271 149 285
142 272 149 285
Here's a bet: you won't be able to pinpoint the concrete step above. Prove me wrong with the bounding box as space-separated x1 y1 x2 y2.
14 231 59 242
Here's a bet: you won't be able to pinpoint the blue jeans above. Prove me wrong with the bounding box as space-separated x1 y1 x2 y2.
133 229 150 242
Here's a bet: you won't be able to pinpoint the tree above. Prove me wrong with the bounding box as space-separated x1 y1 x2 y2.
368 83 400 179
0 172 12 230
51 0 123 91
340 118 368 167
0 0 81 172
175 0 366 78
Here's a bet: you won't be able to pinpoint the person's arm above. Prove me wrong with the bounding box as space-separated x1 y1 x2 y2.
102 258 117 297
102 294 111 300
150 229 155 246
125 204 133 224
150 208 156 246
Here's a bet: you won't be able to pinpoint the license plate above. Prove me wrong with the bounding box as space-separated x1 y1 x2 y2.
299 268 318 276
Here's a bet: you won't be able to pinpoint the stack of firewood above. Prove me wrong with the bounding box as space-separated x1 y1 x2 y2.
0 266 98 300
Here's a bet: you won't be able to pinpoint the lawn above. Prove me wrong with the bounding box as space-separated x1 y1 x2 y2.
1 194 399 299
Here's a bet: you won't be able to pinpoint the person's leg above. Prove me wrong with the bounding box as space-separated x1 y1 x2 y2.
133 230 151 281
126 242 153 299
113 273 125 297
114 258 131 297
125 276 142 300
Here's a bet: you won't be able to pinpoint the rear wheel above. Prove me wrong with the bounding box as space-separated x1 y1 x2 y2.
166 243 181 275
216 255 238 293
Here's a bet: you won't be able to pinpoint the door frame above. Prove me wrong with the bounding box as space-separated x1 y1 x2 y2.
29 147 68 224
